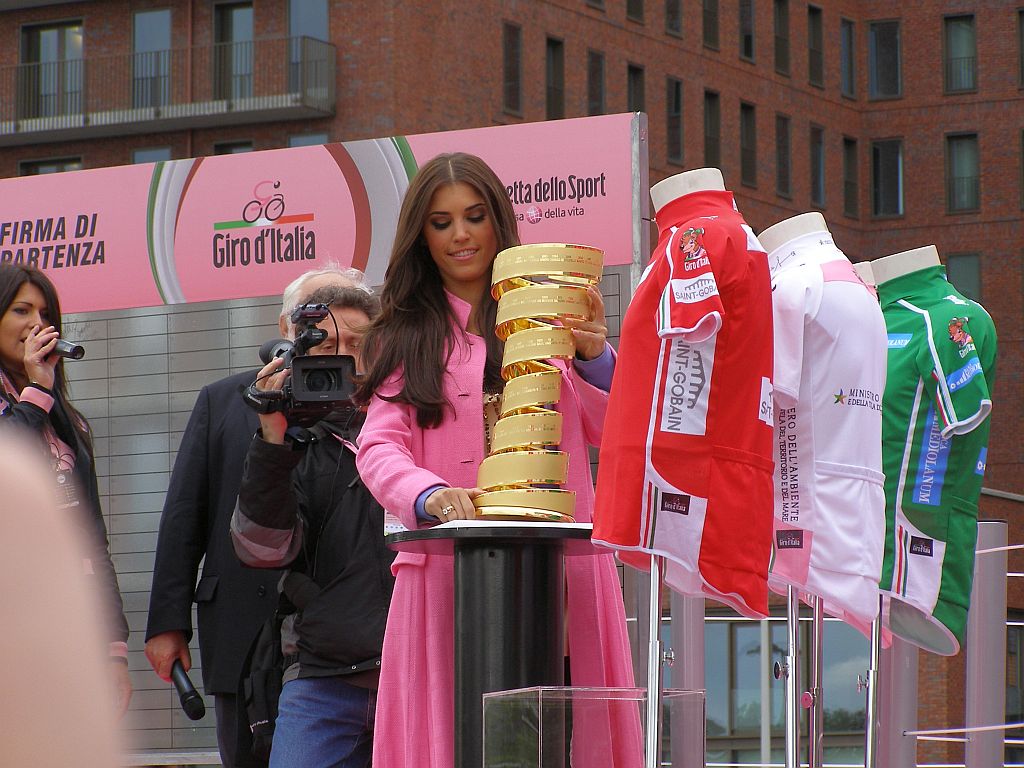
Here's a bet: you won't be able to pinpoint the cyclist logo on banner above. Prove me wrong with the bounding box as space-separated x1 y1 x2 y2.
243 180 286 224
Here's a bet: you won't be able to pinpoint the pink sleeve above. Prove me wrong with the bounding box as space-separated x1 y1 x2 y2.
565 354 610 448
356 391 449 531
20 386 54 412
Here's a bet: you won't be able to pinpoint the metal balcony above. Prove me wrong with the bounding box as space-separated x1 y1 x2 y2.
0 36 336 147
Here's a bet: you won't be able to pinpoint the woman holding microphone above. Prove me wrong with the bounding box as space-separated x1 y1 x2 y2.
0 263 131 717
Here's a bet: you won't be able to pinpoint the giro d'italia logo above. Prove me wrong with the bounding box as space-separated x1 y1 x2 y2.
525 205 543 224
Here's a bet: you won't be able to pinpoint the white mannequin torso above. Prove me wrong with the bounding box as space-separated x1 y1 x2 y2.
651 168 725 213
757 212 829 254
853 261 876 287
871 245 941 285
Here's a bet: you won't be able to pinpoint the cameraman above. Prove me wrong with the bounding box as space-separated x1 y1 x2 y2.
230 284 394 768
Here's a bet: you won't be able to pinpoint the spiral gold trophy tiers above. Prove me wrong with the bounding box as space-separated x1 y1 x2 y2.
473 243 604 523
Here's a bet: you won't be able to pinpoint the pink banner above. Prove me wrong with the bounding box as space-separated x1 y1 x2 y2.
0 113 641 313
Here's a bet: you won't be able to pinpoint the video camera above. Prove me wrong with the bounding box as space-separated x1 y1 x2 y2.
244 302 357 427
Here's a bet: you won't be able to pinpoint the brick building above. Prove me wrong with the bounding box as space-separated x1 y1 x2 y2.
0 0 1021 764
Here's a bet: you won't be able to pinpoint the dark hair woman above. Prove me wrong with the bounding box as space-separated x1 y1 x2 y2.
0 263 132 717
355 153 638 767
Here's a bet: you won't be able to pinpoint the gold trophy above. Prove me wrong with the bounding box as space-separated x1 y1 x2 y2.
473 243 604 523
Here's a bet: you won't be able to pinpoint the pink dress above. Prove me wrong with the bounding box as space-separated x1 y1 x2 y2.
356 292 641 767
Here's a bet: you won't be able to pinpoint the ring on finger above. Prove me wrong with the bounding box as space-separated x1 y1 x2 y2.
441 504 457 519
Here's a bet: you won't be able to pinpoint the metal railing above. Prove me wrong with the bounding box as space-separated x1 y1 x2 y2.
0 36 335 143
945 55 977 92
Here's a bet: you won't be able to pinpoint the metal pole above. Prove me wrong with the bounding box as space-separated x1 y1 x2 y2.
863 596 883 768
761 619 773 767
785 586 801 768
669 591 705 768
875 608 918 767
808 596 824 768
645 555 665 768
965 520 1008 768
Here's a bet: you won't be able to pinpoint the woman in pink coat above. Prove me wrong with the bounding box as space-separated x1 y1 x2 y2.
355 153 639 767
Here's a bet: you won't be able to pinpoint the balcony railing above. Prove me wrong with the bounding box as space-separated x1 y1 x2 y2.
944 55 977 92
0 36 335 146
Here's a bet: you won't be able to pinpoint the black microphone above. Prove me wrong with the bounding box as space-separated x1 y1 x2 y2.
54 338 85 360
170 659 206 721
258 337 293 364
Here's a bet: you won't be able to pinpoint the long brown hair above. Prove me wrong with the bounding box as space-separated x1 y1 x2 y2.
0 263 92 450
355 153 520 428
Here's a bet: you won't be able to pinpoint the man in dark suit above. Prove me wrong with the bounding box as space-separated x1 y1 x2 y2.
144 266 373 767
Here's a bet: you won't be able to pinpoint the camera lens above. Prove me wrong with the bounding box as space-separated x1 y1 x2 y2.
303 368 339 393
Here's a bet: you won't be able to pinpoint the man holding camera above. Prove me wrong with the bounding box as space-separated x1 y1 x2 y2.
231 282 394 768
145 267 370 767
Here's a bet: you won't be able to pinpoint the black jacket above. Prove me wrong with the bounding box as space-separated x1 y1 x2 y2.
0 381 129 647
146 371 283 694
232 414 395 679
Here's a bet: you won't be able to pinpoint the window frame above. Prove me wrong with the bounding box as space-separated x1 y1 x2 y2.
944 252 982 302
587 49 605 116
502 22 523 116
871 137 905 218
627 0 645 23
19 156 83 175
739 0 755 62
545 36 565 120
840 18 855 98
627 63 646 112
666 76 684 165
774 0 790 76
810 123 825 208
704 0 720 50
945 131 980 214
776 113 791 198
665 0 682 36
942 13 977 94
704 89 721 168
868 19 902 100
842 136 859 218
807 5 824 88
740 101 757 187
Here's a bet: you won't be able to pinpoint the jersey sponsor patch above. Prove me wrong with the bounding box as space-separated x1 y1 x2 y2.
946 358 983 392
909 536 934 557
776 529 804 549
669 274 719 304
913 406 951 507
975 446 987 476
888 333 912 348
659 336 714 435
758 377 773 426
661 492 691 515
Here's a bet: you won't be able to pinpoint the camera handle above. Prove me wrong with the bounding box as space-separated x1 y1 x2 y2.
242 381 286 415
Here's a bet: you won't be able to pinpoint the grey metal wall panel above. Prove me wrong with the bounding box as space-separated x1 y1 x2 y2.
65 295 280 757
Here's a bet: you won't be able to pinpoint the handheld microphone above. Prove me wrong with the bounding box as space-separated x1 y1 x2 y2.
54 338 85 360
170 659 206 721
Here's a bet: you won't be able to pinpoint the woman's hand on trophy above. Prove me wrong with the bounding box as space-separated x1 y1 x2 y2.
564 284 608 361
426 486 483 523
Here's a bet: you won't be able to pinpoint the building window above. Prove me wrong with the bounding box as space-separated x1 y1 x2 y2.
872 139 904 217
666 0 682 36
628 64 645 112
667 77 684 165
214 2 253 100
946 133 980 212
843 136 858 218
807 6 823 87
132 147 171 163
288 0 329 91
627 0 644 22
586 0 605 9
133 10 170 108
810 124 825 207
944 15 976 93
289 133 329 147
587 50 605 116
213 141 253 154
840 19 855 97
774 0 789 75
503 23 522 114
704 0 719 49
19 21 83 119
739 0 755 61
704 90 721 168
869 20 901 99
19 157 83 175
945 253 981 301
1019 11 1024 86
740 102 757 186
546 37 565 120
776 114 791 198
